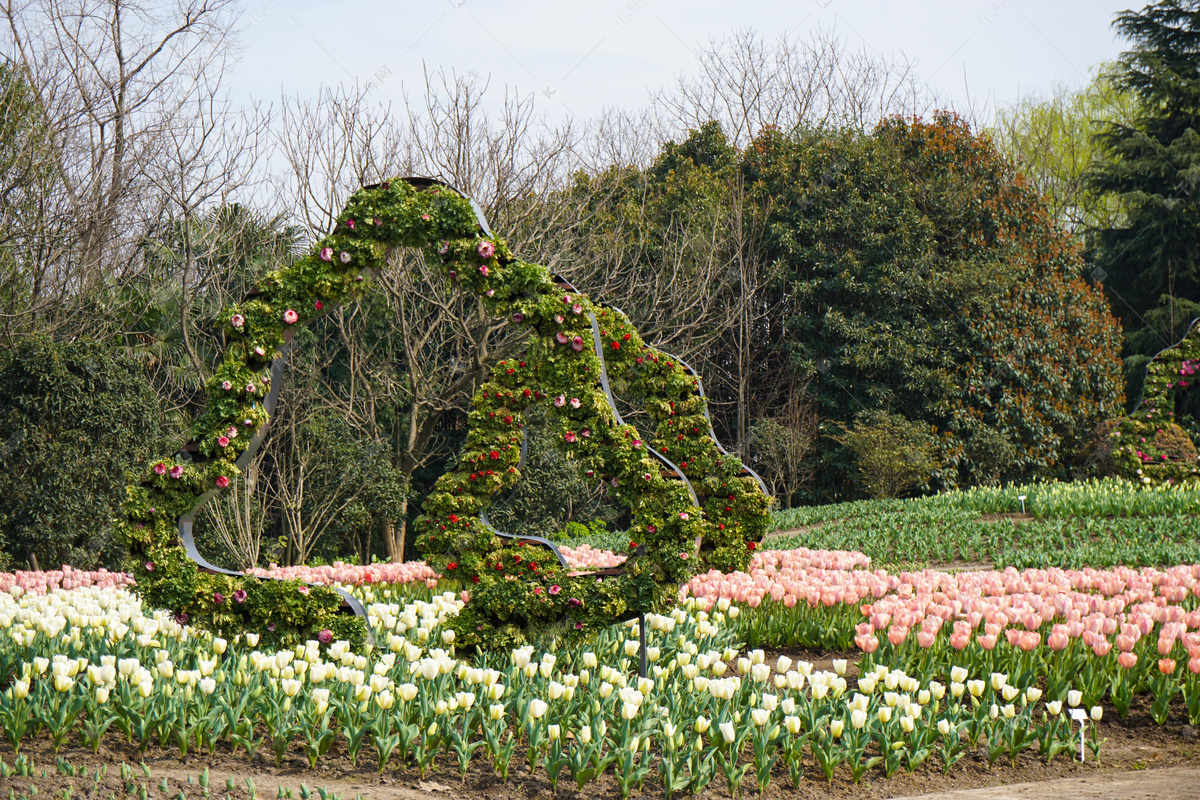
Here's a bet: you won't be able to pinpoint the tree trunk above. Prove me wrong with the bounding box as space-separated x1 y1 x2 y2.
384 495 409 563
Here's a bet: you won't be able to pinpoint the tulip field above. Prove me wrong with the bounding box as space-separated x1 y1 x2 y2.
1 481 1199 799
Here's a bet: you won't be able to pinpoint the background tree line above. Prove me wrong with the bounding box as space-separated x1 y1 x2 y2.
0 1 1195 573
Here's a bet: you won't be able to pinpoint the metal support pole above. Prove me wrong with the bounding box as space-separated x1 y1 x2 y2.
639 612 647 679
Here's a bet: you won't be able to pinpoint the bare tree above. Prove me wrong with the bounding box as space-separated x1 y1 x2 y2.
0 0 243 340
271 73 588 562
651 28 934 147
201 449 270 570
749 383 818 509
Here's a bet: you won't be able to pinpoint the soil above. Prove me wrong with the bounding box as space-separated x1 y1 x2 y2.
3 670 1197 800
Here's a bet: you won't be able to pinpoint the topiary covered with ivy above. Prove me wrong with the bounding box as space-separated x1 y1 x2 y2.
118 179 770 652
1107 318 1200 487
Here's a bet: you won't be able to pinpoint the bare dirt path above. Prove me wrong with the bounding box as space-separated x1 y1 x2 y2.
887 766 1200 799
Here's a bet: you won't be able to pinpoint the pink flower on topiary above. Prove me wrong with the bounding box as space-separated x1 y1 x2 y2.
245 383 256 394
679 512 689 520
169 465 185 479
479 265 489 276
339 251 351 264
145 562 155 572
570 397 581 408
345 218 356 230
216 475 230 488
318 629 333 644
221 380 232 391
564 431 577 443
233 589 247 604
477 240 495 258
554 395 566 408
632 439 642 448
572 304 583 315
572 336 584 352
438 240 450 254
254 346 266 357
154 463 167 475
218 436 229 447
556 332 569 344
549 585 561 595
319 247 333 261
315 300 323 311
231 314 245 328
283 309 299 324
226 427 238 438
555 314 565 324
512 312 524 323
214 592 224 605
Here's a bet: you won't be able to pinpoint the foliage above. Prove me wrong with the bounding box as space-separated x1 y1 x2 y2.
0 337 168 570
745 113 1125 499
118 180 770 653
833 410 941 500
486 411 626 541
989 64 1133 234
1105 317 1200 486
748 385 817 509
1088 0 1200 409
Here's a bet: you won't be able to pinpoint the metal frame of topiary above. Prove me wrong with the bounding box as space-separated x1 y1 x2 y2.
117 178 772 652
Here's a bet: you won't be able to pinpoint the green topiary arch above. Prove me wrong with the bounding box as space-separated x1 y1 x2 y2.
117 178 772 651
1107 317 1200 487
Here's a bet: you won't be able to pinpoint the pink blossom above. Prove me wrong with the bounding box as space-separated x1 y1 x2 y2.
216 476 230 488
245 383 256 394
554 395 566 407
1117 651 1137 669
218 436 229 447
572 304 583 315
231 314 245 328
564 431 576 443
570 397 581 408
154 463 167 475
556 332 569 344
169 465 185 479
319 247 333 262
339 251 351 264
221 381 232 391
477 240 495 259
572 336 584 352
479 265 489 276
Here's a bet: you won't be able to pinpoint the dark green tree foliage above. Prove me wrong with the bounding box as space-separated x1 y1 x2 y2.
0 337 168 569
745 113 1125 498
1089 0 1200 408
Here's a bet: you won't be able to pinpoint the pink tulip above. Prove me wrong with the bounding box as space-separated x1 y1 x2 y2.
1117 651 1138 669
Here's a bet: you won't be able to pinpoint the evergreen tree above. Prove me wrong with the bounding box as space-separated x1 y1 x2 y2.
1089 0 1200 412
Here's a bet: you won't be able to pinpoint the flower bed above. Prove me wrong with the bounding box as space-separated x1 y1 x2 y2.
0 576 1109 792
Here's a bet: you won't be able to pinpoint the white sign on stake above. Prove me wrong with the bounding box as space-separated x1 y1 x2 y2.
1070 707 1088 761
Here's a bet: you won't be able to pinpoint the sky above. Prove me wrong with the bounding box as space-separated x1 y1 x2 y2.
227 0 1138 132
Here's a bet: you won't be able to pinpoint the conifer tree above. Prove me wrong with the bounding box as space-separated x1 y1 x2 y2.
1089 0 1200 410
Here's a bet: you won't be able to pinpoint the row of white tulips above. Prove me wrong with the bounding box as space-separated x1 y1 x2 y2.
0 584 1099 797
